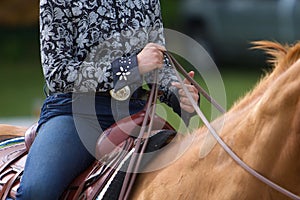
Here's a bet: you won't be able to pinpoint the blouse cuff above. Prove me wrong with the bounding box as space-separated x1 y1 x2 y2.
112 54 143 91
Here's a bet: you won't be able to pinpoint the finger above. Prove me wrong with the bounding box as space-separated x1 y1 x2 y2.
171 82 181 88
183 71 195 85
146 43 166 52
180 97 191 105
172 82 191 89
180 103 195 113
178 85 197 96
152 43 167 52
180 96 198 113
180 93 198 104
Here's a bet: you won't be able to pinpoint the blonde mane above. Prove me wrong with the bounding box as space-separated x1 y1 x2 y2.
230 40 300 112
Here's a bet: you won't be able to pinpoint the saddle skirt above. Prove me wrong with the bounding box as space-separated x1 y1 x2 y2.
0 139 27 199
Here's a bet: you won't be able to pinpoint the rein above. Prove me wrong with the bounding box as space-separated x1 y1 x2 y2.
165 51 300 200
119 70 160 200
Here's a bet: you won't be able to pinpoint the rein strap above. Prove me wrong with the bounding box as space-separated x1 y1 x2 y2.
119 70 160 200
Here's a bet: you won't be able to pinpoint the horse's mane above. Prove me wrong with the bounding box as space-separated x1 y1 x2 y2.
251 40 300 73
230 40 300 112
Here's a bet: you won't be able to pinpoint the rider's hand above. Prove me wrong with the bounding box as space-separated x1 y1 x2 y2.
137 43 166 75
172 71 199 113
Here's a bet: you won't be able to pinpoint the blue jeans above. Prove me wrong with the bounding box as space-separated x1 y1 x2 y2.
16 93 145 200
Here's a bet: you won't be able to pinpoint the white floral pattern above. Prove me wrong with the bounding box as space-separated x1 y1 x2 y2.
116 66 131 81
40 0 178 102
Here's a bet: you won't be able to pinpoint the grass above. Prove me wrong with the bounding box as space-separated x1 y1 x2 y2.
221 69 262 107
0 61 44 117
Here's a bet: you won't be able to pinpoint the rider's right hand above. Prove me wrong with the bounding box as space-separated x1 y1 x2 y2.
137 43 166 75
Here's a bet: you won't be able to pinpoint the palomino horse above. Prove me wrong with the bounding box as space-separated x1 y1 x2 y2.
130 41 300 200
0 41 299 199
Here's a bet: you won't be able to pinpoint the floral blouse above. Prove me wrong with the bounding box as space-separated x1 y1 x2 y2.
40 0 179 106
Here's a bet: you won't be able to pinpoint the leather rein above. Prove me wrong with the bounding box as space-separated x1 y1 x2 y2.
119 70 160 200
164 51 300 200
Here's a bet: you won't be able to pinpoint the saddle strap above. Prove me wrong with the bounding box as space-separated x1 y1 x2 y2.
70 137 135 200
0 145 27 175
86 140 134 199
0 145 27 200
0 169 23 200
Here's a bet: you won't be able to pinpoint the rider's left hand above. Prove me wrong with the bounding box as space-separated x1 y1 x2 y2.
172 71 199 113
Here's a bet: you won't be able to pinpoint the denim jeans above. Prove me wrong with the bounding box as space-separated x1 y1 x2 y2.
16 93 145 200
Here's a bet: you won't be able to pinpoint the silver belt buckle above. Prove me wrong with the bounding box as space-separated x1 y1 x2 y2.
110 86 131 101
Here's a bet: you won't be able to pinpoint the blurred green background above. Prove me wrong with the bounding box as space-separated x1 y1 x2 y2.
0 0 265 126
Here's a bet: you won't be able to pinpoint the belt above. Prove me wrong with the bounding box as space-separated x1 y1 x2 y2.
48 88 148 101
96 88 149 101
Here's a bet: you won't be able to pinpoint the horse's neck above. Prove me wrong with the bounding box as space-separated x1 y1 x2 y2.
193 58 300 198
131 56 300 200
224 58 300 196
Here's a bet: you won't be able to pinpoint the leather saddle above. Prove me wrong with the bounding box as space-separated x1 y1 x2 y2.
0 123 37 199
0 108 175 199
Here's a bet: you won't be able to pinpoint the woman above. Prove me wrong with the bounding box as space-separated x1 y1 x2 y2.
16 0 199 199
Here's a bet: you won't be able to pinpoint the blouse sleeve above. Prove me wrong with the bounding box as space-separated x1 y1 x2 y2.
111 53 143 91
40 0 81 92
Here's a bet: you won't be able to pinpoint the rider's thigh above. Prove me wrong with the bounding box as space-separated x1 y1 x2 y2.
16 115 95 200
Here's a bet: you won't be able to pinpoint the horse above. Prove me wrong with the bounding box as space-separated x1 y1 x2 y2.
0 41 299 199
0 125 27 140
130 41 300 200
